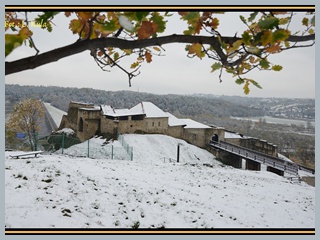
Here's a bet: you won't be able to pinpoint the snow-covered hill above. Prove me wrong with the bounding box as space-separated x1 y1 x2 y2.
5 134 315 228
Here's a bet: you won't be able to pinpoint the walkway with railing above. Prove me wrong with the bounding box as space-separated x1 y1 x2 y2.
209 140 299 175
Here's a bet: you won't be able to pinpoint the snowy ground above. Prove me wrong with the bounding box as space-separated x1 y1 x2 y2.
5 134 315 229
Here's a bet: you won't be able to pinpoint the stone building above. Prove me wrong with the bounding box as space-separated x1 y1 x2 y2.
59 101 225 148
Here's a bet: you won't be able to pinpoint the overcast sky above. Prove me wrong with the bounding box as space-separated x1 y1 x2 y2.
5 11 315 98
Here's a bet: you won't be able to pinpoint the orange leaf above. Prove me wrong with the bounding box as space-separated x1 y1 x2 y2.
178 12 188 16
210 18 219 29
65 12 72 17
249 56 255 63
265 45 281 53
194 21 202 34
97 50 104 57
272 12 288 15
151 22 159 33
137 21 158 39
145 51 152 63
77 12 93 21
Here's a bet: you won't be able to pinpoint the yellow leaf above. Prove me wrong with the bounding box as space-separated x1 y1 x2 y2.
130 61 140 69
5 34 23 57
188 43 203 59
261 30 272 46
227 40 242 54
302 17 309 27
284 41 290 48
243 81 250 95
123 49 132 55
153 46 161 51
19 27 33 39
69 19 83 34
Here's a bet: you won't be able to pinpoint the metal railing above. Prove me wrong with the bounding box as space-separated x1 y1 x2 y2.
210 140 299 175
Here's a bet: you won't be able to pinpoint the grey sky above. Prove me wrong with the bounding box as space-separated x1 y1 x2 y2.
5 11 315 98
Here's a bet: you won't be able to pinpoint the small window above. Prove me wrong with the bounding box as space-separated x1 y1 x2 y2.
79 117 84 132
152 122 154 127
132 115 144 121
158 122 160 127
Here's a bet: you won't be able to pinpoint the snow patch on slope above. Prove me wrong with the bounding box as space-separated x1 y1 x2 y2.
5 134 315 228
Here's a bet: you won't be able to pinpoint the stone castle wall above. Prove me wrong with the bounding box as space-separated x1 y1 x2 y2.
59 102 226 149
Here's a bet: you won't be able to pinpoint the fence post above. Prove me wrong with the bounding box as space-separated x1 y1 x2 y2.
131 147 133 161
87 138 90 158
62 133 65 154
177 144 180 163
111 145 114 160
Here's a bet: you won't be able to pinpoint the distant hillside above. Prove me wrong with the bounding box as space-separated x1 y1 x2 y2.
5 84 315 120
5 84 264 118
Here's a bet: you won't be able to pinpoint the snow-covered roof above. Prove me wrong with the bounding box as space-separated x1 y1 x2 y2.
79 106 101 111
80 102 212 130
180 119 211 129
130 102 168 118
43 102 66 127
70 101 94 106
100 105 114 115
224 131 243 139
101 105 144 117
165 112 186 127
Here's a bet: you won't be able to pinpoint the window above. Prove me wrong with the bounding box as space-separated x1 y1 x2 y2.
132 115 144 121
152 122 154 127
158 122 160 127
78 117 84 132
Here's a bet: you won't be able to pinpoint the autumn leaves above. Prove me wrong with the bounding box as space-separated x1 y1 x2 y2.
5 11 315 94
